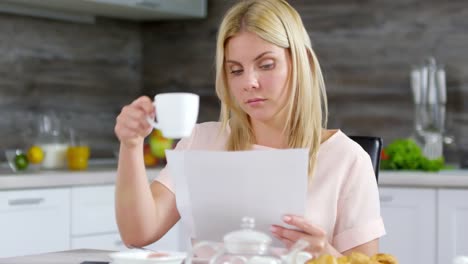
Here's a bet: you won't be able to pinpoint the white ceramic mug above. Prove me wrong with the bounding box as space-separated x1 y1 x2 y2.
146 92 199 139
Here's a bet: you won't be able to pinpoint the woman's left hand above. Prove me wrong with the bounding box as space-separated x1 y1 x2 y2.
270 215 336 257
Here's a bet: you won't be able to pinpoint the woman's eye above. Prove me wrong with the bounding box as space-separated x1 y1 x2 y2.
230 69 243 75
260 63 274 70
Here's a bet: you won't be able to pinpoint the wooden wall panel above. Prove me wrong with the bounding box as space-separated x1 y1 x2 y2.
0 14 141 158
142 0 468 164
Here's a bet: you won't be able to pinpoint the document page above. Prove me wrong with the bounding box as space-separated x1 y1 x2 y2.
166 149 308 245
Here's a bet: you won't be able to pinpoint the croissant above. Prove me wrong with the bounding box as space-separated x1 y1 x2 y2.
305 252 398 264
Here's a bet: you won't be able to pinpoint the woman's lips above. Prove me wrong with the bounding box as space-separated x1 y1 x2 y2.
246 98 267 106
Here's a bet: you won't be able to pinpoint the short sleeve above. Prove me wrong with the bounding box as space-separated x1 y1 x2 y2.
153 125 198 193
332 152 386 252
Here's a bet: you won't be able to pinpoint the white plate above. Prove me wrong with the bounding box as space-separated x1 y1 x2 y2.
109 249 186 264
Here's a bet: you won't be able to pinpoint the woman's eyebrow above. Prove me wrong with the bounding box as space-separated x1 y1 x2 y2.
226 51 274 64
253 51 273 61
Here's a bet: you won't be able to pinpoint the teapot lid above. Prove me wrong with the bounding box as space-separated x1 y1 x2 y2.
223 217 272 255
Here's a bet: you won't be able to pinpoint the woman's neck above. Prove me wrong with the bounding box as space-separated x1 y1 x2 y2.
251 118 336 148
251 120 288 149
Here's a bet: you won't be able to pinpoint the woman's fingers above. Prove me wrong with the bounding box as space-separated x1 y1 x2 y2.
121 117 149 137
271 225 303 243
272 225 326 253
117 107 144 132
131 96 156 134
271 216 327 254
131 96 155 116
122 108 152 133
283 215 325 237
115 96 156 145
280 239 295 249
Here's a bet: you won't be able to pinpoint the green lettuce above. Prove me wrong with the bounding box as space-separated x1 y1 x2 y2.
381 139 444 172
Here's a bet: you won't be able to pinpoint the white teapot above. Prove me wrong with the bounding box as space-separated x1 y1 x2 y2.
186 217 312 264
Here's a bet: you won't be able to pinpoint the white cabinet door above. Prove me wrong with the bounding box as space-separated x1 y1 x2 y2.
379 187 436 264
438 189 468 264
71 185 184 251
0 188 70 258
71 222 183 252
71 185 117 236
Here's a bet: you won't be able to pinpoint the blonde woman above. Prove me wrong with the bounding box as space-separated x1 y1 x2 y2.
114 0 385 258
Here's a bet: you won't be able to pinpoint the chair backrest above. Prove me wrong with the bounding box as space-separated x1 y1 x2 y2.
349 136 383 182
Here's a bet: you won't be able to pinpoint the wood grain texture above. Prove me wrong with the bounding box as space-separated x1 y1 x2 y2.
142 0 468 163
0 14 141 158
1 0 467 164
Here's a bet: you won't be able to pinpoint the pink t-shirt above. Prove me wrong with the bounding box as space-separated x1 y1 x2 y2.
155 122 385 252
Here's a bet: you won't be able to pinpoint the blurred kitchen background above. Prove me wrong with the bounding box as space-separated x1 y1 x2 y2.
0 0 467 166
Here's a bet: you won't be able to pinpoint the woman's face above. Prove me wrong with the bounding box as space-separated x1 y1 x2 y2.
225 31 291 124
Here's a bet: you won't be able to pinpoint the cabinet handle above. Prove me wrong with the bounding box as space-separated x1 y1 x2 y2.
379 195 394 203
8 198 45 206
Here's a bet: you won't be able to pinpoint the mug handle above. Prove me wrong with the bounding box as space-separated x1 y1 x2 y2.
146 116 161 130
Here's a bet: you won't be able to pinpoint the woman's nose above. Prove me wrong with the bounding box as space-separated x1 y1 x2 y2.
243 70 259 91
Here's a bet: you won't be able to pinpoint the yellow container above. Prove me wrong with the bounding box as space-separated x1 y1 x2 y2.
66 146 90 170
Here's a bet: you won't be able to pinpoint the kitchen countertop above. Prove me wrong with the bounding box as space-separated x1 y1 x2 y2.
0 249 112 264
379 170 468 188
1 159 468 190
0 160 163 190
0 169 145 190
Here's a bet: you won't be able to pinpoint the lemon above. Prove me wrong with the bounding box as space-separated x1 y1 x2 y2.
27 145 44 164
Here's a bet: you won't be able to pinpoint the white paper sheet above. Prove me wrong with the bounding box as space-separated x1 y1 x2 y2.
166 149 308 246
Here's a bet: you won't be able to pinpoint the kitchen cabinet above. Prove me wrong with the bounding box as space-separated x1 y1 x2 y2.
2 168 465 259
438 189 468 264
0 188 70 258
71 223 185 251
71 185 118 236
0 182 183 258
379 187 437 264
0 0 206 22
70 185 183 252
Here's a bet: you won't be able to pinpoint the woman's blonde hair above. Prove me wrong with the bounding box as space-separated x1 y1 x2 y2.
215 0 328 179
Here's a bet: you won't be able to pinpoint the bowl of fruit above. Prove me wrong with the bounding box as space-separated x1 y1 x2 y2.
5 146 45 173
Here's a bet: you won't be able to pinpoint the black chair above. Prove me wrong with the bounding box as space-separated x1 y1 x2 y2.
349 136 383 182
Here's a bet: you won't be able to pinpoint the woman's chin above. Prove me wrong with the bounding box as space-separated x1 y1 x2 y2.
247 112 275 123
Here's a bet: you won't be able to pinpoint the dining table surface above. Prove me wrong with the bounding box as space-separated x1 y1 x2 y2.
0 249 113 264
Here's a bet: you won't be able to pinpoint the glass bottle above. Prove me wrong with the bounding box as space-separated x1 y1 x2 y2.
35 112 69 169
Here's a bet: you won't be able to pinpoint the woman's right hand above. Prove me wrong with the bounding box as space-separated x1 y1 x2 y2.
114 96 155 149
